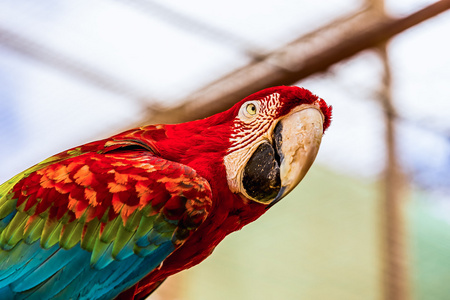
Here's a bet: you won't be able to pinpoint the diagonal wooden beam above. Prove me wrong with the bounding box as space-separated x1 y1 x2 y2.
145 0 450 124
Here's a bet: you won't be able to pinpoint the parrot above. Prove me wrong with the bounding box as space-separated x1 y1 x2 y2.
0 86 331 300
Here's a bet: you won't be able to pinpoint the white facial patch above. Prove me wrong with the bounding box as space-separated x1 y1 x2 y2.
223 93 281 195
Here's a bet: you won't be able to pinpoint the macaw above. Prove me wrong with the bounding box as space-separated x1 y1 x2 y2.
0 86 331 300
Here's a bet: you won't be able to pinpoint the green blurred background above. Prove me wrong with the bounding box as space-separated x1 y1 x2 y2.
154 166 450 300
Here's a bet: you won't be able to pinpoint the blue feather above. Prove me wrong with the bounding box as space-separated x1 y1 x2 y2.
0 242 58 285
24 248 91 299
101 241 175 300
0 238 175 299
11 246 78 292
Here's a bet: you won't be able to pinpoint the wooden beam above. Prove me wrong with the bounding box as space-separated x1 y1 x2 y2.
145 0 450 124
378 44 411 300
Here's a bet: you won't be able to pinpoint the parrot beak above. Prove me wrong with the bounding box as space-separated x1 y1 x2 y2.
267 107 324 208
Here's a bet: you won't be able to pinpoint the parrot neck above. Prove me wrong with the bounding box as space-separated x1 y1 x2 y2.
154 116 233 182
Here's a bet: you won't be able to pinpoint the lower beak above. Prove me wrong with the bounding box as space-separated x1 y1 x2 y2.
267 108 324 208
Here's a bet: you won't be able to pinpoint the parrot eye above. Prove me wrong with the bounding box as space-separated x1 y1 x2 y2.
246 103 257 115
239 101 260 121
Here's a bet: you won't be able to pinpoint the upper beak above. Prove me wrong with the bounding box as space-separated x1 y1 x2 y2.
267 107 324 208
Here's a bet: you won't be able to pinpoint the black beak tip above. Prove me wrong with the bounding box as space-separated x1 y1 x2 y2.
266 186 287 209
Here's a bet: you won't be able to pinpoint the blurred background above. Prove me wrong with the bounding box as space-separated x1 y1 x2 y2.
1 0 449 299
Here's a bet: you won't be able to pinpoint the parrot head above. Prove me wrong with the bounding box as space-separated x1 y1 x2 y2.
222 86 332 207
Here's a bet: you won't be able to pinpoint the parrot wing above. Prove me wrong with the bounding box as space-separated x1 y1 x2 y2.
0 142 212 299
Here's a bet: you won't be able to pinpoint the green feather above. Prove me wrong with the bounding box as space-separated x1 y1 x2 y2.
99 217 122 243
23 217 45 245
80 218 100 252
134 214 157 241
66 147 83 157
40 219 63 249
90 217 126 267
0 211 28 250
59 221 84 249
0 193 17 220
91 238 112 267
124 210 142 231
99 207 111 223
0 173 24 198
0 174 23 232
112 224 135 259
